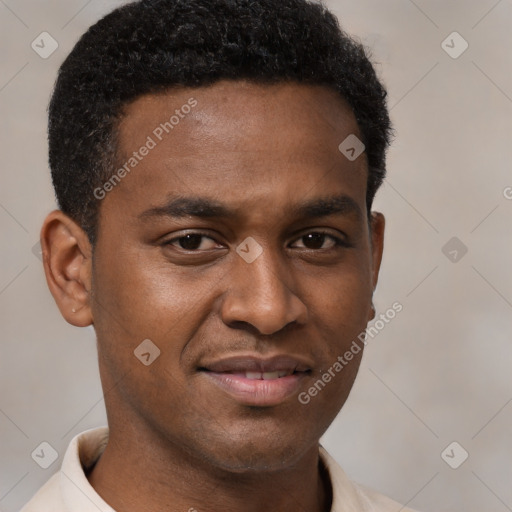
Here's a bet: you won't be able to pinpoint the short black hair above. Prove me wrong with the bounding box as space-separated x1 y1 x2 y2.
49 0 392 245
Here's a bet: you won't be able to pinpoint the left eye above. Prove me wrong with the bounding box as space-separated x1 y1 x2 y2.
291 232 345 250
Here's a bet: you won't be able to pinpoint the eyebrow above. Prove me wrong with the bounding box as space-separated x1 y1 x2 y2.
138 194 363 222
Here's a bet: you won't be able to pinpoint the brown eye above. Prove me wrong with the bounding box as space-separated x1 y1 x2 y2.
303 233 329 249
166 233 219 251
291 231 346 250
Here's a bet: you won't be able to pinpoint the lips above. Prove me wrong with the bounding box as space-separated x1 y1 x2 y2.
243 370 292 380
198 354 312 406
200 355 312 374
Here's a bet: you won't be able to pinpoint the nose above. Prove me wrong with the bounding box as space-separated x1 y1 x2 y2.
220 246 308 336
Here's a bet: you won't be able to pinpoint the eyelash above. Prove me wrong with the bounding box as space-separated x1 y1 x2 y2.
163 231 350 252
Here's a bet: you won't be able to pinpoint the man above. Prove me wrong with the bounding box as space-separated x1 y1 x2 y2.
21 0 417 510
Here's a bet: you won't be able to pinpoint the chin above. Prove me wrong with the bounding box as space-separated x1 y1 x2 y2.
198 434 313 474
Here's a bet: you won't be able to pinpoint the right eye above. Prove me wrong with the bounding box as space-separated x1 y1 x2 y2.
163 232 222 251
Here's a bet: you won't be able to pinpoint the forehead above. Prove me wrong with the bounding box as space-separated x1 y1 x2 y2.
101 80 368 229
117 80 362 159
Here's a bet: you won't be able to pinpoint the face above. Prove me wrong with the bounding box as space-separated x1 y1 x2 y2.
55 81 384 472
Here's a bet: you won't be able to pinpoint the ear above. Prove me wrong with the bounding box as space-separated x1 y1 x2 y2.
40 210 93 327
368 211 385 321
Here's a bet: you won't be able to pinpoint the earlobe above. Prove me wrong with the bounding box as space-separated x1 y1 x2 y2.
368 301 376 322
40 210 93 327
370 211 385 293
366 213 384 324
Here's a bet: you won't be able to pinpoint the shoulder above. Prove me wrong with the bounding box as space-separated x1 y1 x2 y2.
319 445 420 512
19 472 64 512
19 426 110 512
353 482 419 512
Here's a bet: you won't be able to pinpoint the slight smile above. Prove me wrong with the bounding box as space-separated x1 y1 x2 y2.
199 354 313 406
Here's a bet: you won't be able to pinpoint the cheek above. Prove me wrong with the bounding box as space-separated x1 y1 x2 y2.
90 253 201 413
90 248 225 381
92 250 195 330
310 267 373 357
305 277 369 416
314 260 373 313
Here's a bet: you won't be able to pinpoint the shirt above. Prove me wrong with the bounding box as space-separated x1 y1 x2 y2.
20 426 418 512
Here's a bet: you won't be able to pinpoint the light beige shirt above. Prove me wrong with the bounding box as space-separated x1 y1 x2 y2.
20 426 417 512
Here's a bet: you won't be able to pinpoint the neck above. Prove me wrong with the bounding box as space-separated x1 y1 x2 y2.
86 425 332 512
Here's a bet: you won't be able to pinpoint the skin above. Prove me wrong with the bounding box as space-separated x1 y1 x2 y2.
41 80 385 512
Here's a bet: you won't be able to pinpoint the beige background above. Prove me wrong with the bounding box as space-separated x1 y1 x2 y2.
1 1 511 511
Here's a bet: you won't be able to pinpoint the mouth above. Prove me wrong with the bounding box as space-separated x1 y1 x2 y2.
198 355 312 406
215 369 297 380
